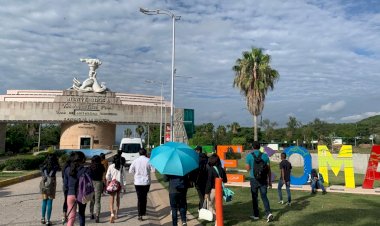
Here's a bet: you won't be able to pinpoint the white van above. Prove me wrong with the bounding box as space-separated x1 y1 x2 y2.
119 138 144 165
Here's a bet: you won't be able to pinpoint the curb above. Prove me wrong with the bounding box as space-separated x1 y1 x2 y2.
0 170 40 188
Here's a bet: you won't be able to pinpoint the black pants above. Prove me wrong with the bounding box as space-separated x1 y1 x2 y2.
63 190 68 214
135 185 150 216
169 191 187 226
196 187 206 210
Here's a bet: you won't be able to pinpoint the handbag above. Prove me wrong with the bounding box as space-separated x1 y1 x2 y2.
213 166 235 202
106 179 121 193
198 200 213 221
222 186 234 202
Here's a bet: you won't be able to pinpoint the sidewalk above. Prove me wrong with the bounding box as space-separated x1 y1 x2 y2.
225 181 380 195
148 173 201 226
0 170 201 226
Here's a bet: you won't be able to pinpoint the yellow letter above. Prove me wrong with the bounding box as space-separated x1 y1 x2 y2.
317 145 355 188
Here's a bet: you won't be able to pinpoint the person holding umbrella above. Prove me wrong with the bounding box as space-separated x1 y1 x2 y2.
149 142 199 226
164 174 191 226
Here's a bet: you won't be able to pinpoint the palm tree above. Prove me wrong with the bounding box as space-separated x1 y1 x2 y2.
135 125 145 138
233 47 279 141
124 128 132 138
230 122 241 134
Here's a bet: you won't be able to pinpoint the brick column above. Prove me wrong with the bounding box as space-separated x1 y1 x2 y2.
0 123 6 154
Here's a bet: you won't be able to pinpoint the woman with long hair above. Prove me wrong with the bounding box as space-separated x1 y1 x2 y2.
204 153 227 215
61 152 75 224
40 153 60 226
106 154 126 223
63 151 88 226
89 155 105 223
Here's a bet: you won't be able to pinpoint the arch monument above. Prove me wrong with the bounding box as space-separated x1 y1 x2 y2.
0 59 191 152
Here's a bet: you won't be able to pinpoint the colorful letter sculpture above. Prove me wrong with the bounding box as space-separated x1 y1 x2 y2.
318 145 355 188
362 145 380 189
217 145 244 182
284 146 312 185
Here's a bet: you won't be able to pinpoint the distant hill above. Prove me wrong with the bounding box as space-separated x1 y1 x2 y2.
357 115 380 125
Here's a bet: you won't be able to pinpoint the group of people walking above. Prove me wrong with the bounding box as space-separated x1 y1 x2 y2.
38 142 327 225
39 148 152 226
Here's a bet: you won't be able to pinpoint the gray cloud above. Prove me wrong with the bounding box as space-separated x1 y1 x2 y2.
0 0 379 128
318 100 346 113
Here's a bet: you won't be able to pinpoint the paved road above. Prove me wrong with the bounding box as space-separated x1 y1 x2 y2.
0 172 160 226
0 170 201 226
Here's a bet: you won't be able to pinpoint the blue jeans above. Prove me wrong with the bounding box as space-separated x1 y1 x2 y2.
277 180 291 203
250 178 271 217
311 180 326 192
169 191 187 226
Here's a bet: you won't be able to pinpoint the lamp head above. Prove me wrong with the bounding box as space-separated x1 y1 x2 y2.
140 7 158 15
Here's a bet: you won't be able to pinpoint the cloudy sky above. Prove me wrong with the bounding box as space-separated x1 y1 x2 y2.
1 0 380 128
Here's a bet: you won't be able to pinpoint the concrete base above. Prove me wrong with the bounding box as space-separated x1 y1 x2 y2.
60 122 116 149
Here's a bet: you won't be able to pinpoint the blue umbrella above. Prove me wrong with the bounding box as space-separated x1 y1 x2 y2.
149 142 199 176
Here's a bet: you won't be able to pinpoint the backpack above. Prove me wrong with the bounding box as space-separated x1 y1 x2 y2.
40 170 54 193
77 171 94 204
252 152 269 183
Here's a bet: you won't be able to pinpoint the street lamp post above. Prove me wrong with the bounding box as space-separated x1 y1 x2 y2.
145 80 164 145
140 7 180 142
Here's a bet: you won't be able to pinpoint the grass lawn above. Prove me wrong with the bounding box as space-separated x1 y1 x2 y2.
156 166 380 226
189 187 379 226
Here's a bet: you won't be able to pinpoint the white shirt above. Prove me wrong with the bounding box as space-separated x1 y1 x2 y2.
106 163 127 187
129 155 152 185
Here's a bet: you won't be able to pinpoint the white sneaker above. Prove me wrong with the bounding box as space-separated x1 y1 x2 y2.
249 215 259 220
267 213 274 222
286 202 291 206
278 200 284 204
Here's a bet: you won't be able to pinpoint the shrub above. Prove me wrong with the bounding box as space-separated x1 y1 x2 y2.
4 155 45 170
0 162 6 170
59 154 69 168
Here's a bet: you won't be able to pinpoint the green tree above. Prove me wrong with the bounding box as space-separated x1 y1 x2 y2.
261 119 278 142
215 125 229 145
135 125 145 138
6 124 35 153
230 122 241 135
286 116 302 141
124 128 132 138
40 124 60 147
189 123 215 146
233 47 279 141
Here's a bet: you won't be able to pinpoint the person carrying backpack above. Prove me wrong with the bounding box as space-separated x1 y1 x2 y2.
245 141 274 223
39 153 60 226
63 151 90 226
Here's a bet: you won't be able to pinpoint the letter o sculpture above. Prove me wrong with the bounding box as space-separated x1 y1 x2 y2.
284 146 312 185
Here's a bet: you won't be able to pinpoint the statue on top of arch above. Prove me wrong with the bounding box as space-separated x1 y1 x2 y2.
69 58 108 93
